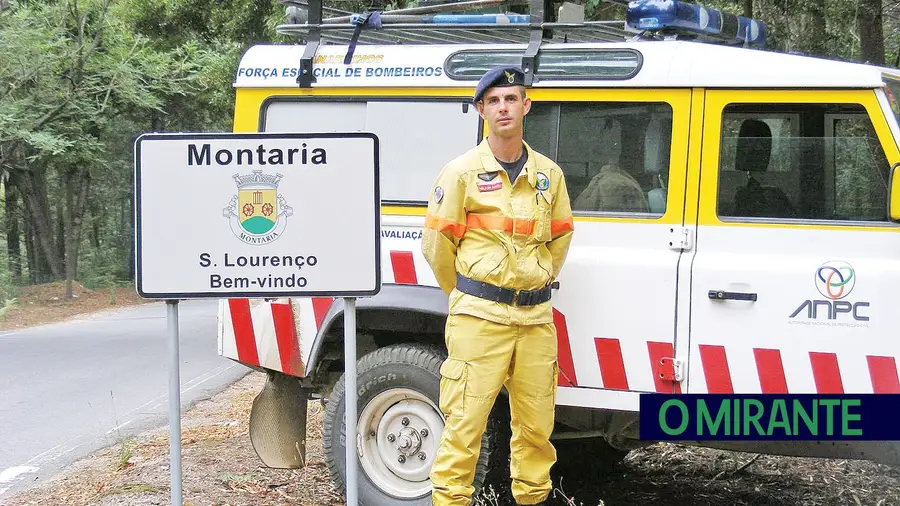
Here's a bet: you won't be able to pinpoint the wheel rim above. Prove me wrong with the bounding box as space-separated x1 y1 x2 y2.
357 387 445 498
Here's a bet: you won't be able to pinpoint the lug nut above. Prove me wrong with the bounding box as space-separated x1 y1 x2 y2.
420 428 429 437
401 417 410 426
398 455 406 464
419 452 427 460
387 434 395 442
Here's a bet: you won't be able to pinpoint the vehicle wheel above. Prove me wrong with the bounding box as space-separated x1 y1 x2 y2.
323 343 504 506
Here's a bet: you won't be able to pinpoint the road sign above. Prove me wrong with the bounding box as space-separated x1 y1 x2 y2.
134 132 381 299
134 131 380 506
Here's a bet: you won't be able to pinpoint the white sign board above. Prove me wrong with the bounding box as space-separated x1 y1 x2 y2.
134 132 381 298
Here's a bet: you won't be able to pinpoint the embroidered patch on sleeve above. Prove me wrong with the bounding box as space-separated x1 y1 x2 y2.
434 186 444 203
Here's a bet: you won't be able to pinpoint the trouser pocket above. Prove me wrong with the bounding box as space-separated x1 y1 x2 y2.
438 357 468 417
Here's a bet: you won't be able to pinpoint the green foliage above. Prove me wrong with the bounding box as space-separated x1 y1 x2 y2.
0 0 898 294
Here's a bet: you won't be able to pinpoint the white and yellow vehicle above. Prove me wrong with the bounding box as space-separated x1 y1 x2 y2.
217 0 900 503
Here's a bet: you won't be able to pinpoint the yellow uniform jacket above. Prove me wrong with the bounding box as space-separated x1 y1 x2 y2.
422 138 575 326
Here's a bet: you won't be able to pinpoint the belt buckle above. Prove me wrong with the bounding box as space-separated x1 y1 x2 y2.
516 289 536 306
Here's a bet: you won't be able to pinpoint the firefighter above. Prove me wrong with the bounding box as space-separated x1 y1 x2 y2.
422 65 575 506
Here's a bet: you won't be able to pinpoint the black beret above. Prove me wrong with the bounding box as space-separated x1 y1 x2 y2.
473 65 525 103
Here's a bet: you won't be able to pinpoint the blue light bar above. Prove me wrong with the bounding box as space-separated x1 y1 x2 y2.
347 12 530 25
431 14 530 24
626 0 767 47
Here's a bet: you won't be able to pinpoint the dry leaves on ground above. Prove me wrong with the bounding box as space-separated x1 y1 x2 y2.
5 369 900 506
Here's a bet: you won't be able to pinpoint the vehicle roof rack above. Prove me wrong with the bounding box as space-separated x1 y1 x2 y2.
276 0 768 87
278 0 630 46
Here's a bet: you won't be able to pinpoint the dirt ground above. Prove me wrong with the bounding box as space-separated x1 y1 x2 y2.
0 281 153 331
2 287 900 506
3 368 899 506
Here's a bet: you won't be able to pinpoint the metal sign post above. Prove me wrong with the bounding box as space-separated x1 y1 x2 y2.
166 299 183 505
134 132 380 506
344 297 358 506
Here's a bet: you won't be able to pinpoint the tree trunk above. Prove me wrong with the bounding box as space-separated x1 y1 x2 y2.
4 176 23 285
743 0 752 18
128 186 135 281
18 169 64 280
23 217 37 284
64 167 91 299
809 0 827 57
56 198 65 272
91 204 101 249
858 0 885 65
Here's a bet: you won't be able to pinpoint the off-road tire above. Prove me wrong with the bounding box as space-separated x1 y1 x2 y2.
323 342 506 506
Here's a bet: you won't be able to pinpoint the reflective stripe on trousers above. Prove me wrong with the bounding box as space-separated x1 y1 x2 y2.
430 313 559 506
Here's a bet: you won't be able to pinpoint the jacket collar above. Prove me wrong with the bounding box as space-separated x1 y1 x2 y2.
477 137 538 188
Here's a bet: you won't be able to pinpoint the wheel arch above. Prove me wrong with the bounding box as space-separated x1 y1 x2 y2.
305 284 450 391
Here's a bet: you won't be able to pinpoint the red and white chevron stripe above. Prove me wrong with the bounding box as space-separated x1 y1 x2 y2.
694 344 900 394
218 248 900 400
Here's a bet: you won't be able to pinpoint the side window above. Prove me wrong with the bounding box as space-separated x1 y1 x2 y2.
524 102 673 215
717 103 891 222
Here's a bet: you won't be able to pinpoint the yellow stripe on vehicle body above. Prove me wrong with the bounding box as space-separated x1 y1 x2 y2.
233 87 476 132
698 89 900 232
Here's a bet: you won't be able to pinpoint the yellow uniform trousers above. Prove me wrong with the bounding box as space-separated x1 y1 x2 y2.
430 313 558 506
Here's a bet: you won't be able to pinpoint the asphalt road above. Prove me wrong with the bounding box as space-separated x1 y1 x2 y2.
0 299 250 500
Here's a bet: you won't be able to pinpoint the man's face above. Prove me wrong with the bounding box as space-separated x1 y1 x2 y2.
477 86 531 139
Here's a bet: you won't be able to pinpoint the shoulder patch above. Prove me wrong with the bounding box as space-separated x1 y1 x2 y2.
434 186 444 203
535 172 550 191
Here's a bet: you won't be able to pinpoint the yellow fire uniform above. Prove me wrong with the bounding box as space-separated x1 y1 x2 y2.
422 138 575 506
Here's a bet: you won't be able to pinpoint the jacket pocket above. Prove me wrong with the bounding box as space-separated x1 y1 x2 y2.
549 360 560 403
438 357 468 417
465 250 507 280
533 190 553 242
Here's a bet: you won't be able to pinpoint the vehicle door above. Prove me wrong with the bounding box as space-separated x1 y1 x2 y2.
522 88 694 407
687 89 900 395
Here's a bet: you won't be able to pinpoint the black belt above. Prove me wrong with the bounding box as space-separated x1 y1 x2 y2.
455 274 552 306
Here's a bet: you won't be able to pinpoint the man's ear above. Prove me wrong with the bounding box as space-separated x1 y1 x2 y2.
476 102 485 118
522 96 532 116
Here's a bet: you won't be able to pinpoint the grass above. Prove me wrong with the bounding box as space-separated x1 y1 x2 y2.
115 436 138 471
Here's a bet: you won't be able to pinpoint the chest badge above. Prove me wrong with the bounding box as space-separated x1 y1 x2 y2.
535 172 550 191
477 181 502 192
478 171 499 182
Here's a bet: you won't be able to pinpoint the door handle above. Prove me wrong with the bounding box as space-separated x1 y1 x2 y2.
708 290 757 302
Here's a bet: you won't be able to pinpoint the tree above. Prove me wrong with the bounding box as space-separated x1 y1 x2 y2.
859 0 885 64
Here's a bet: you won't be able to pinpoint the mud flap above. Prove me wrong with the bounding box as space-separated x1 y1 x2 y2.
249 371 309 469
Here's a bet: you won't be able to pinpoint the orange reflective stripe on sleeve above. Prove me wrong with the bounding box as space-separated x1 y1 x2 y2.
551 217 574 236
425 214 467 238
466 214 535 235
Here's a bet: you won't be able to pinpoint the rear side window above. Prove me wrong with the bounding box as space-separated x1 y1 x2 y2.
717 103 891 223
263 99 480 204
524 102 673 216
884 77 900 127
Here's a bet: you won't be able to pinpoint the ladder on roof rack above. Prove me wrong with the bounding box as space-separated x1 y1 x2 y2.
277 0 632 87
276 0 768 87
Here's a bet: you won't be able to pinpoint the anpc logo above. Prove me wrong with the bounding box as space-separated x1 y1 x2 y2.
790 261 869 323
223 169 294 245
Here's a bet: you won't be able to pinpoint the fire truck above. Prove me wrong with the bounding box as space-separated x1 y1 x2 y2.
217 0 900 503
